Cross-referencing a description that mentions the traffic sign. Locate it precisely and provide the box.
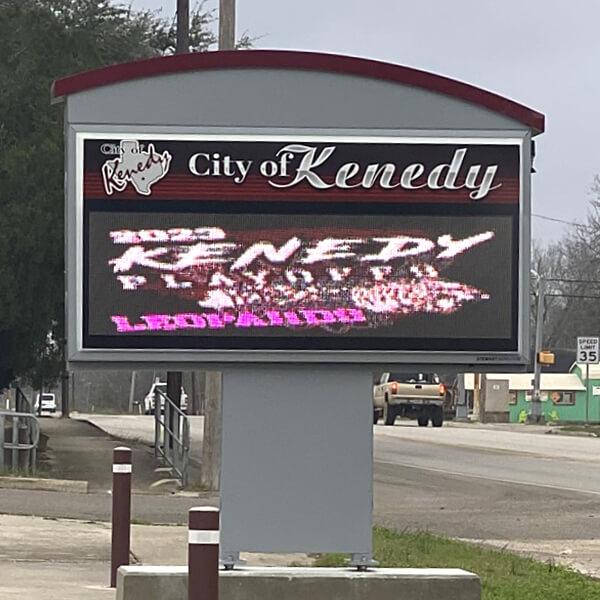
[577,337,599,364]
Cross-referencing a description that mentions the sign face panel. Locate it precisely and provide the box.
[577,337,599,364]
[73,134,524,362]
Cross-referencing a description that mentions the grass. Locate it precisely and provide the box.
[558,424,600,436]
[0,467,49,478]
[315,527,600,600]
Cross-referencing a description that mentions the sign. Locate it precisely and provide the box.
[526,391,548,402]
[593,386,600,396]
[73,134,524,362]
[577,337,599,364]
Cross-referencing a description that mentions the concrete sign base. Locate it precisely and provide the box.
[116,566,481,600]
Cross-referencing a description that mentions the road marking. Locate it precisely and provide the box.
[375,460,600,497]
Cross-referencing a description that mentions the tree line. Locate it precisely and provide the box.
[532,179,600,353]
[0,1,252,390]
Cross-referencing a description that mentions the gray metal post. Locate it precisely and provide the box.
[531,277,545,423]
[455,374,468,420]
[128,371,137,413]
[586,363,590,423]
[30,443,36,475]
[11,416,18,470]
[0,414,4,470]
[154,399,160,458]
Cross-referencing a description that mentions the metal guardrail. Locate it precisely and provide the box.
[153,388,190,487]
[0,410,40,474]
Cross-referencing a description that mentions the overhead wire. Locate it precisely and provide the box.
[531,213,584,227]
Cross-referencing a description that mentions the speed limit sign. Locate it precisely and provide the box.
[577,337,600,364]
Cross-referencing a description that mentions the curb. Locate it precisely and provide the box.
[546,429,599,438]
[0,476,89,493]
[73,416,156,448]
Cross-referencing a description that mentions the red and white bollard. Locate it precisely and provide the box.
[188,507,220,600]
[110,446,132,587]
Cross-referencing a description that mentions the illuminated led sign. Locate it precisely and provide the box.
[76,134,523,360]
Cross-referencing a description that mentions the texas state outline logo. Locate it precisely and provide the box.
[101,140,172,196]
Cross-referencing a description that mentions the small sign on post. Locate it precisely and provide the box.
[577,337,598,424]
[576,337,599,364]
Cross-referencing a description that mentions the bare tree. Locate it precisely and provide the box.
[533,183,600,349]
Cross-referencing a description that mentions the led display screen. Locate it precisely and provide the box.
[85,209,517,350]
[78,136,522,355]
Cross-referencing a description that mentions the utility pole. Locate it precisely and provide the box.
[61,372,70,418]
[219,0,236,49]
[200,0,236,491]
[166,0,190,436]
[479,373,487,423]
[472,373,481,421]
[176,0,190,54]
[530,276,545,423]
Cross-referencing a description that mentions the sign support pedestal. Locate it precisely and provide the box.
[220,366,374,566]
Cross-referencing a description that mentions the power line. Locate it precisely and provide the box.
[532,213,585,227]
[543,277,600,285]
[545,293,600,300]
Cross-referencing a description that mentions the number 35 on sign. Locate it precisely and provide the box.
[577,337,599,364]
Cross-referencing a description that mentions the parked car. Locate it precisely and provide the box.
[143,380,188,414]
[35,393,57,414]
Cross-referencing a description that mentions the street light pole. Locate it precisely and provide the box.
[530,275,545,423]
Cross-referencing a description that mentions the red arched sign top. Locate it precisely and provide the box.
[51,49,544,133]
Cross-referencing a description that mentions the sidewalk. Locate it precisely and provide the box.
[0,415,204,599]
[71,412,205,465]
[0,513,311,600]
[38,415,202,491]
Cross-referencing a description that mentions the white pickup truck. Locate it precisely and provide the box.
[373,372,446,427]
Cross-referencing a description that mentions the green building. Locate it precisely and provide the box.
[508,371,588,423]
[465,371,592,423]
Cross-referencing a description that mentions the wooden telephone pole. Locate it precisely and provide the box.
[200,0,236,491]
[219,0,236,49]
[165,0,191,436]
[176,0,189,54]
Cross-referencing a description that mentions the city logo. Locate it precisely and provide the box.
[101,140,172,196]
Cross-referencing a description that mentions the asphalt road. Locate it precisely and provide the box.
[3,416,597,540]
[3,414,600,581]
[374,424,600,496]
[370,422,600,541]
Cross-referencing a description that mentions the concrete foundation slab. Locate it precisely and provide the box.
[117,566,480,600]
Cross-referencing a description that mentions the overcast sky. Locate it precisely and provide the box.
[130,0,599,243]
